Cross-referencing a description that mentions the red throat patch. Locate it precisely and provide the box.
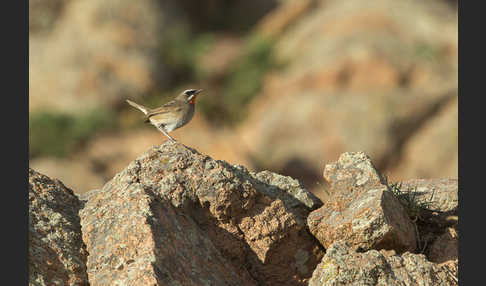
[190,96,197,104]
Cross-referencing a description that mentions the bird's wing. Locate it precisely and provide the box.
[146,101,185,124]
[147,109,182,124]
[147,104,183,117]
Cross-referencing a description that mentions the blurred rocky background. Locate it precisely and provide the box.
[29,0,458,201]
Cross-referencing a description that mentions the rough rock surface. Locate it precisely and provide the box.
[309,241,454,286]
[393,178,458,260]
[322,151,386,193]
[439,259,458,286]
[29,148,459,285]
[79,141,324,285]
[28,169,88,286]
[308,152,417,253]
[399,178,458,213]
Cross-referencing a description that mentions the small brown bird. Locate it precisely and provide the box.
[126,89,203,142]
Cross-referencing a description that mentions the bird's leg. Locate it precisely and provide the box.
[156,126,177,143]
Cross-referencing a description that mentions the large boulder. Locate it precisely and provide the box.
[79,141,324,285]
[28,147,459,285]
[29,169,88,286]
[307,152,417,253]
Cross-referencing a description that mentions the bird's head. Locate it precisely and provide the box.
[178,89,203,104]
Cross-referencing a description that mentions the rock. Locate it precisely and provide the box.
[398,178,458,213]
[251,170,323,210]
[388,178,457,268]
[29,168,88,286]
[308,152,417,253]
[28,145,459,285]
[82,186,255,285]
[322,151,386,193]
[439,259,459,286]
[427,227,458,264]
[309,241,454,286]
[79,141,324,285]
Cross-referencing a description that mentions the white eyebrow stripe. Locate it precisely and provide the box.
[184,89,196,94]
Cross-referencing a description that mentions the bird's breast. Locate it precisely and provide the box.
[167,104,195,132]
[181,104,195,125]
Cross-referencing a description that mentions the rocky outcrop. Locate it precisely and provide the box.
[79,141,324,285]
[28,169,88,286]
[307,152,417,253]
[28,145,458,285]
[306,152,458,285]
[308,241,455,286]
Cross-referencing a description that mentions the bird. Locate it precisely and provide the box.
[126,89,203,143]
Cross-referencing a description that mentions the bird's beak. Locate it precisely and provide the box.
[195,89,203,94]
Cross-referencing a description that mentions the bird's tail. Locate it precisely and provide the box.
[126,99,150,115]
